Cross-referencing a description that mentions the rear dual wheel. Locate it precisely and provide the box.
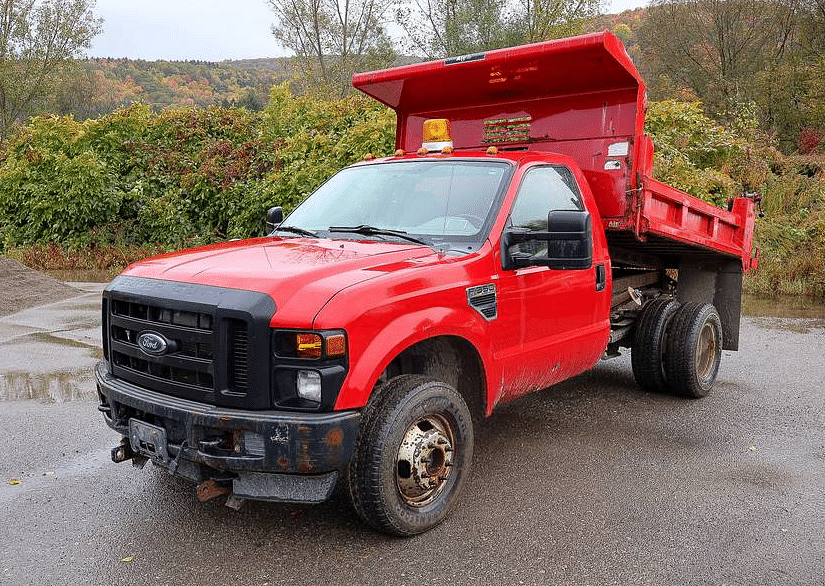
[632,299,722,398]
[665,302,723,398]
[632,298,680,393]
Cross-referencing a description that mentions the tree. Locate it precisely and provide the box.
[395,0,600,59]
[395,0,512,58]
[638,0,801,120]
[0,0,102,141]
[510,0,601,44]
[268,0,396,97]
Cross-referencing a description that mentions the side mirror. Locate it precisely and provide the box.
[266,206,284,233]
[501,210,592,271]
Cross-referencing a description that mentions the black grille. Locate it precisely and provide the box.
[102,276,275,410]
[109,297,217,394]
[227,319,249,393]
[112,351,214,388]
[111,299,213,330]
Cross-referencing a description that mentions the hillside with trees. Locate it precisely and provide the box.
[49,57,291,120]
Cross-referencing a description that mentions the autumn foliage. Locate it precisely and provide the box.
[0,85,394,250]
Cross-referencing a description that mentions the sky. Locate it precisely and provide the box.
[89,0,648,62]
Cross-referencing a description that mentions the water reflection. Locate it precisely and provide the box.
[11,331,102,352]
[742,294,825,319]
[0,371,96,402]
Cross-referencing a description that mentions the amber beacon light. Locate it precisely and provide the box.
[422,119,454,152]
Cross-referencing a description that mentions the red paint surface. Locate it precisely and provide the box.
[354,30,757,272]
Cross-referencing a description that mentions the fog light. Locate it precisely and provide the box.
[297,370,322,403]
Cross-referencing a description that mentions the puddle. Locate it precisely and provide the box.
[0,371,97,403]
[0,447,112,505]
[11,331,100,351]
[742,294,825,319]
[742,294,825,333]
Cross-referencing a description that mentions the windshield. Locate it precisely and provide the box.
[282,160,511,252]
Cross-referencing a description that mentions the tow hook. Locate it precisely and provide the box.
[111,437,134,463]
[111,437,147,469]
[196,479,232,502]
[195,479,246,510]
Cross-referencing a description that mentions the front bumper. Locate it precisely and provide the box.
[95,361,360,503]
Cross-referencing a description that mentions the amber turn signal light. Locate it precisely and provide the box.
[296,333,323,359]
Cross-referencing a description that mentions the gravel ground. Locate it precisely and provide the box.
[0,256,80,317]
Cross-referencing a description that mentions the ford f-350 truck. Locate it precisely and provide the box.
[96,31,758,535]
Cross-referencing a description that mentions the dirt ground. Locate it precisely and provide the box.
[0,256,80,317]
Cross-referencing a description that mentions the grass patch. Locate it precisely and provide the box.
[6,242,166,280]
[744,159,825,299]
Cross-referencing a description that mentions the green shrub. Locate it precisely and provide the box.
[0,88,395,250]
[1,92,823,298]
[645,100,745,206]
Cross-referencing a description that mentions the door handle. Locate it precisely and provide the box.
[595,264,606,292]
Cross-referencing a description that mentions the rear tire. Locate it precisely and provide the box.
[347,375,473,536]
[631,298,680,393]
[665,302,722,398]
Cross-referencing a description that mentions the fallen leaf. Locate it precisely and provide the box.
[121,556,134,563]
[8,479,21,485]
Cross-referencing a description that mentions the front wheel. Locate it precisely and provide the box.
[347,375,474,536]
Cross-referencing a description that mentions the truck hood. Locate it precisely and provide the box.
[122,237,441,326]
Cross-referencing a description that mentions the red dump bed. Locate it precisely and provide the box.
[353,31,757,271]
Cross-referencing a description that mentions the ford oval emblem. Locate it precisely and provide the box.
[137,331,169,356]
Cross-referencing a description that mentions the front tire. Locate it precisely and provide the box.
[348,375,474,536]
[665,302,723,398]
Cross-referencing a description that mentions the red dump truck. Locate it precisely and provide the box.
[96,31,758,535]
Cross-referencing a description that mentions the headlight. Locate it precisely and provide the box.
[296,370,322,403]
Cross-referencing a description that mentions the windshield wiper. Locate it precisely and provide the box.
[274,225,318,238]
[328,225,430,246]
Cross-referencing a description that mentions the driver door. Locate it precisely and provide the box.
[492,164,606,401]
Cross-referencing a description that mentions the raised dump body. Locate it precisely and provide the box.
[353,31,758,273]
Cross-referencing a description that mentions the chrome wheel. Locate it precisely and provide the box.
[396,414,455,507]
[348,375,473,535]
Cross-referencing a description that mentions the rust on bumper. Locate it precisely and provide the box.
[95,362,360,481]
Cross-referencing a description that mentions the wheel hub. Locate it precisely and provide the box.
[696,321,717,380]
[396,415,454,506]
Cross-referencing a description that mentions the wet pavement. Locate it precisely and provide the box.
[1,287,824,585]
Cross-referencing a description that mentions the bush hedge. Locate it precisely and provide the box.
[0,84,394,250]
[0,89,822,297]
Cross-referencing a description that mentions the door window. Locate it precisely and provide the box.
[507,166,583,258]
